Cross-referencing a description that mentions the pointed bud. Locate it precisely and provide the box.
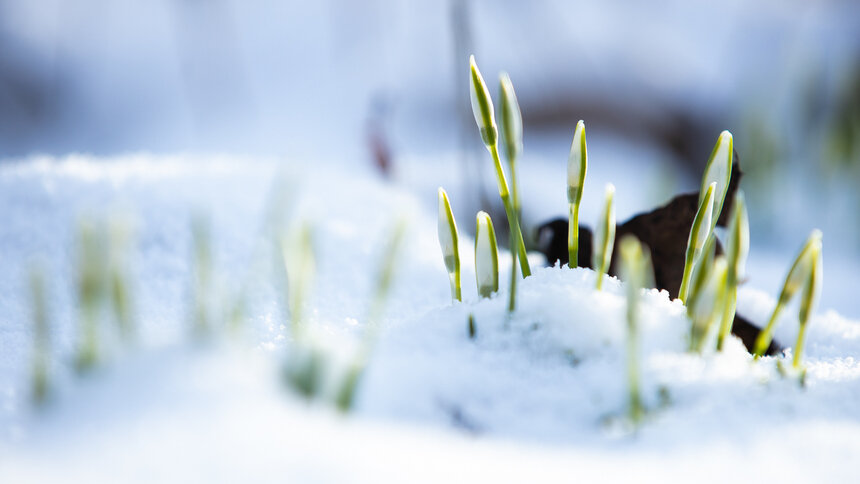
[437,187,461,301]
[594,183,616,290]
[475,211,499,298]
[781,230,823,303]
[499,72,522,163]
[700,130,733,227]
[567,120,588,204]
[469,55,498,147]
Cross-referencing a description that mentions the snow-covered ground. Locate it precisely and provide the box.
[1,154,859,482]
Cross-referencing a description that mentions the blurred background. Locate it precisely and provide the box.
[1,0,859,311]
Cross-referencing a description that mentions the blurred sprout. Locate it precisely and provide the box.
[567,120,588,268]
[191,215,214,339]
[468,56,530,278]
[794,244,823,370]
[475,211,500,298]
[30,265,50,405]
[717,192,749,351]
[281,222,316,337]
[699,130,733,230]
[499,73,524,313]
[75,220,105,373]
[108,219,134,342]
[284,220,406,413]
[367,219,407,326]
[619,235,653,424]
[678,182,716,302]
[437,187,462,302]
[593,184,616,290]
[754,230,823,358]
[499,72,523,213]
[688,253,728,353]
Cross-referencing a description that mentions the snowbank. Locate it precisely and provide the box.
[1,155,860,482]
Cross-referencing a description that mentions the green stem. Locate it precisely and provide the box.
[489,145,531,277]
[678,246,698,303]
[753,297,787,358]
[716,282,737,351]
[510,161,521,218]
[627,311,642,423]
[793,321,808,369]
[568,202,579,267]
[508,231,517,312]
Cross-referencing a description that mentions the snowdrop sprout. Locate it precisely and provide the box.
[191,215,213,339]
[499,72,523,214]
[29,265,49,405]
[619,236,653,424]
[437,188,462,302]
[499,73,524,312]
[469,55,498,147]
[567,120,588,267]
[699,130,733,229]
[753,230,823,357]
[281,222,316,336]
[75,220,104,372]
[367,219,407,326]
[475,211,500,298]
[793,244,822,370]
[717,192,749,351]
[339,220,408,410]
[469,56,530,277]
[678,182,716,302]
[688,254,728,353]
[108,219,134,342]
[593,183,616,290]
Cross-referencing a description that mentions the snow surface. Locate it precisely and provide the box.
[1,154,860,482]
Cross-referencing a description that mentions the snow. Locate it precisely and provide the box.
[2,154,860,482]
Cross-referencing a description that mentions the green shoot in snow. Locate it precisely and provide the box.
[475,211,500,298]
[281,222,316,337]
[469,55,530,277]
[437,187,462,302]
[499,72,523,312]
[568,120,588,267]
[75,220,104,372]
[30,265,50,405]
[753,230,823,358]
[619,235,654,424]
[593,184,616,290]
[678,182,716,302]
[793,243,822,370]
[699,130,733,233]
[717,192,749,351]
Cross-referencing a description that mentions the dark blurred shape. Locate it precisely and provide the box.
[0,13,58,155]
[535,160,782,355]
[523,93,717,178]
[366,93,393,178]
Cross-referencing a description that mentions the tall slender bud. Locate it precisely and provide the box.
[469,55,497,147]
[499,72,523,166]
[567,120,588,267]
[754,230,823,357]
[678,182,716,301]
[593,183,616,290]
[437,188,462,302]
[700,130,733,229]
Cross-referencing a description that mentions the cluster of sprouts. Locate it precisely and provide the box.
[436,56,828,418]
